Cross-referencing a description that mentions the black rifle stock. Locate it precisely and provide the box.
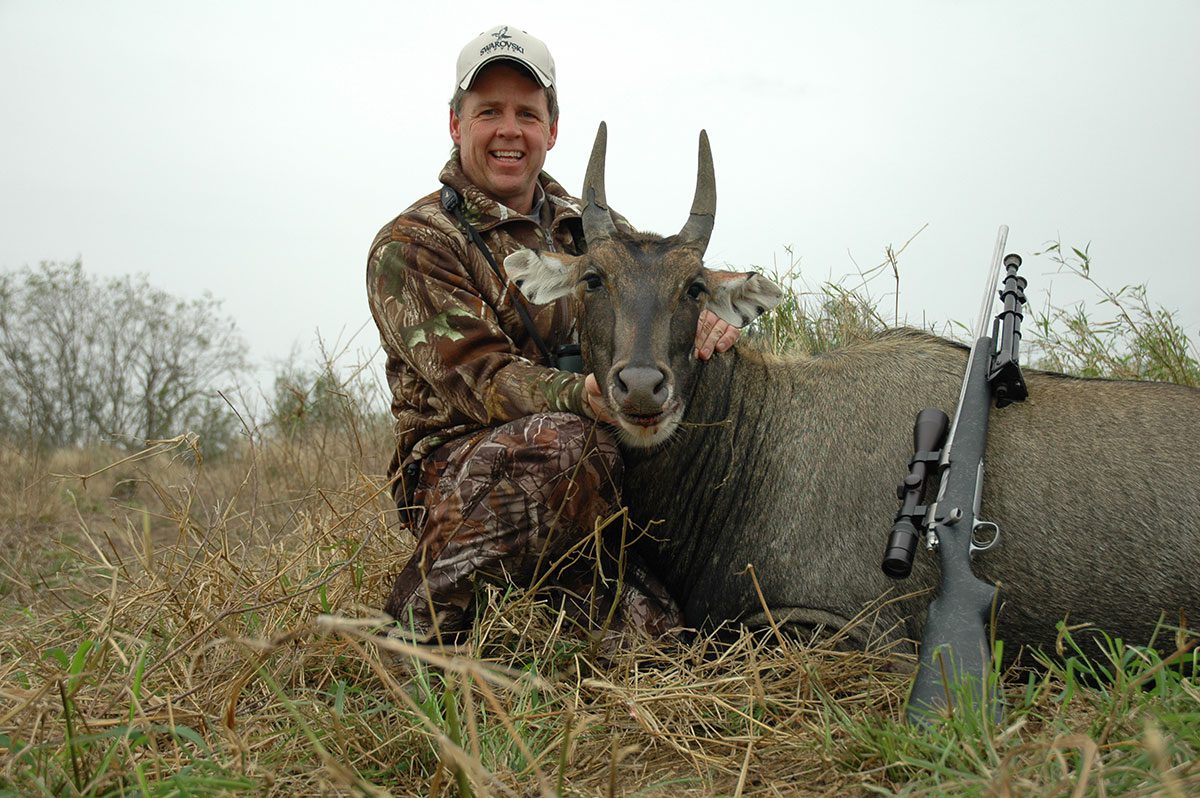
[883,226,1028,726]
[908,331,1001,723]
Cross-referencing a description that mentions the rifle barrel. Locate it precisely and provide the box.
[906,224,1011,726]
[974,225,1009,340]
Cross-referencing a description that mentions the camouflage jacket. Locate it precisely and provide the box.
[368,155,591,495]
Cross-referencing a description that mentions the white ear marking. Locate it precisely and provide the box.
[503,249,575,304]
[706,271,785,328]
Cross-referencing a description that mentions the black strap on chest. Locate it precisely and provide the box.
[440,186,560,369]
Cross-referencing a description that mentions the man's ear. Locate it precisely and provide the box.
[705,270,785,327]
[503,249,580,304]
[450,107,462,146]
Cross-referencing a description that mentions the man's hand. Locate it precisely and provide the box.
[584,373,616,424]
[695,308,740,361]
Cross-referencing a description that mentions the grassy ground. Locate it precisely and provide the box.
[2,251,1197,796]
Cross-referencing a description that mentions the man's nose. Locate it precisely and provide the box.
[496,110,520,136]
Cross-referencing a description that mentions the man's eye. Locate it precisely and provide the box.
[687,282,707,300]
[581,274,603,292]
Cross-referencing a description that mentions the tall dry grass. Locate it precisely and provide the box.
[2,247,1198,796]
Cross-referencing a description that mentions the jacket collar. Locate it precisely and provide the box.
[439,153,581,233]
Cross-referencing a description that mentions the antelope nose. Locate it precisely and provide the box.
[614,366,669,408]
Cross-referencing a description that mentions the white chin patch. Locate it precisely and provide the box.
[614,414,681,449]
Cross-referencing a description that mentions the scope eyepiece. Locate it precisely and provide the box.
[883,519,919,579]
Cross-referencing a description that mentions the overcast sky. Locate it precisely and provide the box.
[2,1,1197,397]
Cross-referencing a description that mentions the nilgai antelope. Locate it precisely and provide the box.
[506,123,1200,661]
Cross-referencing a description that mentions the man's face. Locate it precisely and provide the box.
[450,63,557,214]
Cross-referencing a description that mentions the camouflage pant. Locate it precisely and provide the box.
[384,412,683,642]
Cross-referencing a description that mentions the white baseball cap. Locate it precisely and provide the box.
[455,24,556,91]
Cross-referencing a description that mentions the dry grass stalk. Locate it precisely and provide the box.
[3,431,1196,796]
[3,252,1199,795]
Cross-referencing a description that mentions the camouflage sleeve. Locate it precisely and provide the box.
[368,230,589,426]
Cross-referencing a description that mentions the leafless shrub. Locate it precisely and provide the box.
[0,259,248,454]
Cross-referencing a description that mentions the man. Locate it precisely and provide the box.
[366,24,737,643]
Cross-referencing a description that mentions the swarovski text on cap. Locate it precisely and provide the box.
[456,24,556,91]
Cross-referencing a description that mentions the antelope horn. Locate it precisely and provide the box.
[581,121,618,245]
[678,130,716,253]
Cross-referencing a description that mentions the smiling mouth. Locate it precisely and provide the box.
[490,150,525,162]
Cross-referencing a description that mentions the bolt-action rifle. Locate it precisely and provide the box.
[881,225,1029,725]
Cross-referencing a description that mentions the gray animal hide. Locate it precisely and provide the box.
[620,329,1200,661]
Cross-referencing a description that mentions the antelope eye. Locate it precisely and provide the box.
[686,281,708,300]
[581,273,604,292]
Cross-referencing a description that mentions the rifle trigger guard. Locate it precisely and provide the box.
[970,520,1000,554]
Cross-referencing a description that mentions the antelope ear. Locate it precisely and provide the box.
[706,270,785,327]
[503,249,580,304]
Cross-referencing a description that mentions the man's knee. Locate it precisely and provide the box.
[457,413,620,526]
[493,412,621,481]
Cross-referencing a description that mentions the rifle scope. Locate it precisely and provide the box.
[882,407,949,579]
